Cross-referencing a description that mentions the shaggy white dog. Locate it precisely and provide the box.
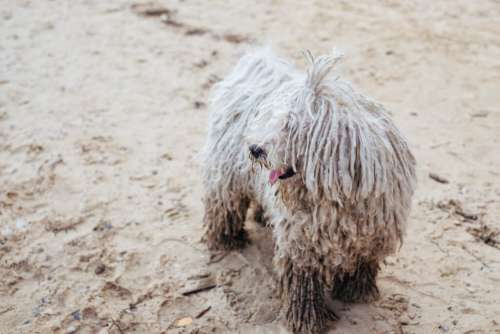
[201,48,416,333]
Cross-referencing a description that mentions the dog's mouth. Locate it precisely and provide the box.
[269,167,296,185]
[248,145,296,185]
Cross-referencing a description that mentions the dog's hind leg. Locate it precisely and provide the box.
[202,195,250,251]
[279,260,337,334]
[252,202,268,226]
[332,259,380,303]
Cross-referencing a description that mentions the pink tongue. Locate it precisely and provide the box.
[269,169,283,185]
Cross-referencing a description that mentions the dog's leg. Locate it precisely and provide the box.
[332,259,380,303]
[279,261,337,334]
[252,202,268,226]
[202,196,250,251]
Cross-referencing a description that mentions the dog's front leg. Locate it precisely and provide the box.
[202,195,249,250]
[278,259,337,334]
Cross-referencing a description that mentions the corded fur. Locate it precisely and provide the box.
[201,47,416,332]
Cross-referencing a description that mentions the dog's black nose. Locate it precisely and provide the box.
[249,144,265,159]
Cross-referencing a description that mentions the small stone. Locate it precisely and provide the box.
[71,309,81,321]
[438,324,449,332]
[95,264,106,275]
[194,101,206,109]
[176,317,193,327]
[161,153,173,161]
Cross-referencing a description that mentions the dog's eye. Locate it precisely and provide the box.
[249,145,266,159]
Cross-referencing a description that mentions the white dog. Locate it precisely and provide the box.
[201,48,416,333]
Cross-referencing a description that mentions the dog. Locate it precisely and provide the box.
[201,48,416,333]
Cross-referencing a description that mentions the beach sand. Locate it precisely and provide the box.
[1,1,500,333]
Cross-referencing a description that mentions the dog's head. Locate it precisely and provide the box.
[247,51,344,194]
[243,49,416,210]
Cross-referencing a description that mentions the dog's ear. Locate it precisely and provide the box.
[302,49,344,96]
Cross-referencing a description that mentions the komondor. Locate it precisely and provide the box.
[201,48,416,333]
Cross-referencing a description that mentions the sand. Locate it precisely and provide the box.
[1,0,500,333]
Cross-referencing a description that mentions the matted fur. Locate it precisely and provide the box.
[201,47,416,333]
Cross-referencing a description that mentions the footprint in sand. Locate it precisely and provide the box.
[77,136,128,166]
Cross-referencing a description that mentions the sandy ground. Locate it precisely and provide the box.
[1,0,500,333]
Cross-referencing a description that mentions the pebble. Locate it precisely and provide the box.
[438,324,449,332]
[95,264,106,275]
[71,309,81,321]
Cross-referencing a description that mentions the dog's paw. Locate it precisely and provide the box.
[333,283,380,303]
[282,268,338,334]
[332,261,380,303]
[286,305,337,334]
